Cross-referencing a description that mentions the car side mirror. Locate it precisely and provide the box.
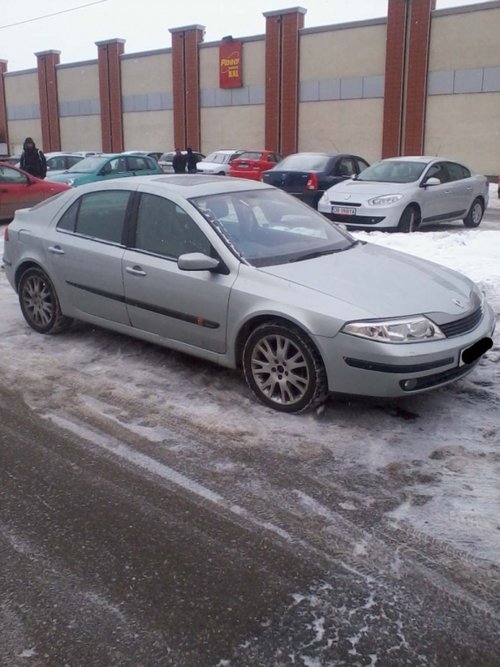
[422,176,441,187]
[177,252,220,272]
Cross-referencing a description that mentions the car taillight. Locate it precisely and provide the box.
[305,173,318,190]
[3,226,8,242]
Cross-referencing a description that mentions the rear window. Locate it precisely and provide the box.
[277,154,331,171]
[237,152,262,161]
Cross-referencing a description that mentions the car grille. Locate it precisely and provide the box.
[439,306,483,337]
[323,212,386,225]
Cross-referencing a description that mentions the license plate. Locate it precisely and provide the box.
[459,337,493,366]
[332,205,356,216]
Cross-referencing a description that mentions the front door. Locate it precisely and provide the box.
[123,193,236,354]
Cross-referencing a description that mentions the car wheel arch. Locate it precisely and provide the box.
[15,260,47,291]
[234,314,323,369]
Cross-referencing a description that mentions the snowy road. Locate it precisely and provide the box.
[0,212,499,665]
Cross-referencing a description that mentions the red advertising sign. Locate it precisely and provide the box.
[219,40,242,89]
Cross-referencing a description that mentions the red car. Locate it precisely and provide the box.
[228,150,282,181]
[0,162,71,222]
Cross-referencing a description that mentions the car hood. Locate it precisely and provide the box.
[325,179,416,200]
[259,242,476,318]
[197,161,225,171]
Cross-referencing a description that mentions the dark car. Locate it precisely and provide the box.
[261,152,370,208]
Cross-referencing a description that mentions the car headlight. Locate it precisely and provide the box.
[66,178,75,187]
[368,194,403,206]
[342,316,445,343]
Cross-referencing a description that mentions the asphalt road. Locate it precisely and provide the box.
[1,380,499,666]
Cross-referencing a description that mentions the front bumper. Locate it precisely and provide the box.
[313,302,496,397]
[318,200,403,229]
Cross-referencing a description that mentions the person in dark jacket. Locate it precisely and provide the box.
[172,149,186,174]
[20,137,47,179]
[186,147,200,173]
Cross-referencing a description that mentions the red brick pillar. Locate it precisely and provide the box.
[35,50,61,152]
[381,2,407,158]
[169,25,204,151]
[96,38,125,153]
[382,0,436,158]
[264,7,306,156]
[0,60,8,151]
[402,0,435,155]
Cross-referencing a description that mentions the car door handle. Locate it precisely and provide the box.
[125,265,147,276]
[444,190,452,194]
[48,245,65,255]
[0,188,8,193]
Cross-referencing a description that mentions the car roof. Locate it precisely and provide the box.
[380,156,437,163]
[72,173,274,197]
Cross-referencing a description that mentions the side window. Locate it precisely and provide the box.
[134,194,211,259]
[357,159,370,173]
[127,156,148,172]
[62,191,130,242]
[57,200,79,232]
[335,158,356,177]
[47,156,65,171]
[0,166,28,184]
[446,162,470,181]
[426,162,449,183]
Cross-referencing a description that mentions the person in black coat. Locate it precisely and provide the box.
[172,149,186,174]
[186,147,200,173]
[19,137,47,179]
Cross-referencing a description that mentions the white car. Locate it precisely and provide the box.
[318,156,489,232]
[196,149,245,175]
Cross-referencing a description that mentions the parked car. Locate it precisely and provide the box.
[2,175,494,413]
[1,154,22,166]
[317,156,489,232]
[262,152,370,208]
[196,149,246,175]
[0,162,71,222]
[71,151,103,158]
[48,153,162,187]
[158,150,205,173]
[122,150,163,162]
[228,150,282,180]
[45,152,85,178]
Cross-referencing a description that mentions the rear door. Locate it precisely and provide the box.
[122,192,236,353]
[45,189,131,323]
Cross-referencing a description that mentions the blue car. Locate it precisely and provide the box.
[49,153,162,187]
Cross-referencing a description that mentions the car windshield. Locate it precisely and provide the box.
[203,152,231,164]
[357,160,428,183]
[191,188,356,267]
[277,154,331,171]
[67,156,107,173]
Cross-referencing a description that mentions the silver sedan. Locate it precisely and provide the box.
[2,175,495,412]
[318,156,489,232]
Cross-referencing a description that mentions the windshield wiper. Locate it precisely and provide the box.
[288,248,343,263]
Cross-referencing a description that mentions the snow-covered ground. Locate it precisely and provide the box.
[0,187,499,570]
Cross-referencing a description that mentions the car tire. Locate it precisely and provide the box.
[242,322,328,413]
[397,205,421,233]
[19,267,72,334]
[463,197,484,228]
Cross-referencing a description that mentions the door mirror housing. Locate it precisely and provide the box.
[422,176,441,187]
[177,252,220,272]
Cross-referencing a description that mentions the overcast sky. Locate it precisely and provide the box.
[0,0,490,72]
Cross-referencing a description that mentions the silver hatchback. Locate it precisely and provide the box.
[318,156,489,232]
[2,175,495,412]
